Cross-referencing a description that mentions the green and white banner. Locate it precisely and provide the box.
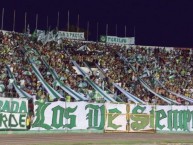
[105,103,127,131]
[58,31,84,40]
[30,102,193,133]
[156,105,193,132]
[36,29,85,43]
[129,104,155,132]
[100,35,135,45]
[31,101,105,130]
[31,101,126,131]
[0,98,28,130]
[130,105,193,133]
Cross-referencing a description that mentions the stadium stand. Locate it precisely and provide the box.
[0,30,193,107]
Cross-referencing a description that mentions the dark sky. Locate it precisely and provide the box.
[1,0,193,47]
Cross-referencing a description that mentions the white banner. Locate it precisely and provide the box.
[105,103,127,131]
[36,30,85,44]
[0,98,28,130]
[31,101,105,131]
[156,105,193,132]
[58,31,84,40]
[103,36,135,45]
[65,102,87,130]
[31,101,66,131]
[129,105,193,133]
[31,102,193,133]
[129,104,155,132]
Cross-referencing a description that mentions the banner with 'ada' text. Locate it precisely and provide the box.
[0,98,28,130]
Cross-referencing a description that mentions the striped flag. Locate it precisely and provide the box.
[72,60,117,103]
[6,65,33,99]
[31,63,63,100]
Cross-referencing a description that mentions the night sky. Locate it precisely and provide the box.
[1,0,193,47]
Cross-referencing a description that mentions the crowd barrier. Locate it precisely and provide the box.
[0,98,193,133]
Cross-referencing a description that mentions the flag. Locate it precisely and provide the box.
[31,62,63,100]
[28,48,87,101]
[6,65,33,99]
[0,84,5,93]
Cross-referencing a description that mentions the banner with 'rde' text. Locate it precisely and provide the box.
[0,98,28,130]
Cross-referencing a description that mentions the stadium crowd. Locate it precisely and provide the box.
[0,30,193,106]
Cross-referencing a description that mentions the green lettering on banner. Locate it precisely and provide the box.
[19,101,27,113]
[186,110,192,130]
[150,108,155,129]
[179,110,191,131]
[2,100,10,112]
[80,34,83,39]
[85,104,105,130]
[0,100,3,111]
[19,114,26,128]
[11,101,19,113]
[113,37,116,42]
[192,111,193,128]
[0,98,28,130]
[0,113,8,128]
[167,109,192,131]
[108,37,111,43]
[9,114,18,127]
[107,108,122,130]
[105,36,134,45]
[63,106,77,129]
[32,101,52,130]
[51,106,64,129]
[51,105,77,129]
[156,109,167,130]
[130,105,149,131]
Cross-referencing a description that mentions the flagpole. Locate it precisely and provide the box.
[106,24,108,36]
[13,10,15,32]
[115,24,117,36]
[77,14,79,32]
[96,22,99,42]
[24,12,27,33]
[67,10,70,31]
[57,11,59,30]
[47,16,49,31]
[35,13,38,30]
[124,25,127,37]
[134,26,136,45]
[1,8,4,30]
[87,21,89,41]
